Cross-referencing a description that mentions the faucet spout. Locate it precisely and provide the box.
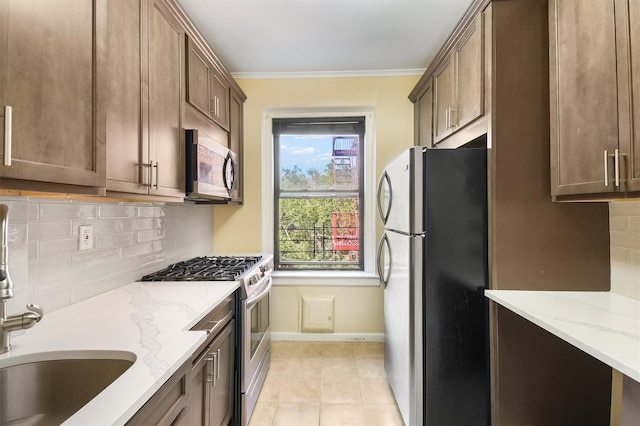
[0,204,13,300]
[0,204,44,354]
[0,301,44,354]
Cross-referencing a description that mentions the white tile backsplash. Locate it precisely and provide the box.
[0,195,214,315]
[610,201,640,300]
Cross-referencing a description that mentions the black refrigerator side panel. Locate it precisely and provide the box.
[423,146,489,426]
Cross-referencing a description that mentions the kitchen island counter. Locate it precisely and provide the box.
[485,290,640,382]
[0,280,240,425]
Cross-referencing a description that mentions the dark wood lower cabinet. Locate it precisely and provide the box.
[186,321,235,426]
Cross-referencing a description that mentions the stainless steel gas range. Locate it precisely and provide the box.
[141,254,273,426]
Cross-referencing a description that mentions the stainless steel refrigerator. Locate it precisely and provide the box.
[376,145,489,426]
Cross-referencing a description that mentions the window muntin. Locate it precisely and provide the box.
[273,117,365,271]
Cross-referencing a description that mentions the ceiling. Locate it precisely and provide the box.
[176,0,475,78]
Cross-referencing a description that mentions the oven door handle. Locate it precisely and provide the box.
[246,277,272,309]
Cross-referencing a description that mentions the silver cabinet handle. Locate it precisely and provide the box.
[3,106,12,166]
[142,162,153,188]
[212,351,218,386]
[153,162,159,189]
[445,107,450,130]
[614,148,620,187]
[449,107,457,128]
[216,348,221,381]
[212,96,219,117]
[604,150,609,187]
[206,353,214,383]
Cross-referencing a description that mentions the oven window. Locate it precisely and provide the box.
[250,294,270,358]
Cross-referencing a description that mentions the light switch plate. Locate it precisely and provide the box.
[79,225,93,251]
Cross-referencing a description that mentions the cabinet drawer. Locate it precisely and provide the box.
[191,295,235,334]
[190,294,236,358]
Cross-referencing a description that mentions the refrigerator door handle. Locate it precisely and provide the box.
[377,171,392,224]
[376,233,391,287]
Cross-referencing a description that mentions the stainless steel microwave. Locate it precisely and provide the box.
[185,129,238,202]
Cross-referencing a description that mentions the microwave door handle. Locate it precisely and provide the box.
[223,153,236,195]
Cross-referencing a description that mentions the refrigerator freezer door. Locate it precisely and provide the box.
[423,147,489,425]
[380,230,423,426]
[377,147,424,235]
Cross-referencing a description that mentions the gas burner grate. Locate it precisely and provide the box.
[141,255,263,282]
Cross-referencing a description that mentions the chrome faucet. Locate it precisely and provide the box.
[0,204,43,354]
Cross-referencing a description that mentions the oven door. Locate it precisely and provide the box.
[244,277,271,383]
[242,276,271,424]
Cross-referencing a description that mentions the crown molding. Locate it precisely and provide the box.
[231,68,426,80]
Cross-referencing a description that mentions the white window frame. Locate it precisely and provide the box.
[261,107,379,286]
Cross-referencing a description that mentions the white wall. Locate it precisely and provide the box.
[0,195,213,316]
[609,201,640,300]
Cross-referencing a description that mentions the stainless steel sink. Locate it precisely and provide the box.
[0,355,135,425]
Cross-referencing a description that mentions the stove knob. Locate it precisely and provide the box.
[249,275,259,286]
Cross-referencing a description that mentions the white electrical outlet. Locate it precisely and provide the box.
[79,225,93,250]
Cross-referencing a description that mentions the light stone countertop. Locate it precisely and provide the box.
[485,290,640,382]
[0,280,240,425]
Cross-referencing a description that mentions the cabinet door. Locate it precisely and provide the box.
[0,0,106,188]
[415,80,434,148]
[148,0,184,197]
[211,70,230,131]
[106,0,148,194]
[185,346,208,426]
[550,0,620,196]
[433,54,455,144]
[618,0,640,192]
[454,14,483,131]
[210,320,235,426]
[229,91,244,203]
[186,37,214,120]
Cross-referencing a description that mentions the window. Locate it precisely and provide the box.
[272,117,365,270]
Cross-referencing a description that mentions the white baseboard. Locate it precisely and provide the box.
[271,332,384,342]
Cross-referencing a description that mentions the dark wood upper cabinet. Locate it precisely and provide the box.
[106,0,146,195]
[415,79,434,147]
[106,0,184,200]
[432,14,483,145]
[0,0,107,194]
[186,38,214,119]
[186,36,230,131]
[550,0,640,198]
[433,54,456,143]
[618,0,640,193]
[147,0,184,198]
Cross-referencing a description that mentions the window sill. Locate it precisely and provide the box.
[272,270,381,287]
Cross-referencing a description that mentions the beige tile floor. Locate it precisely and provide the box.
[248,341,405,426]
